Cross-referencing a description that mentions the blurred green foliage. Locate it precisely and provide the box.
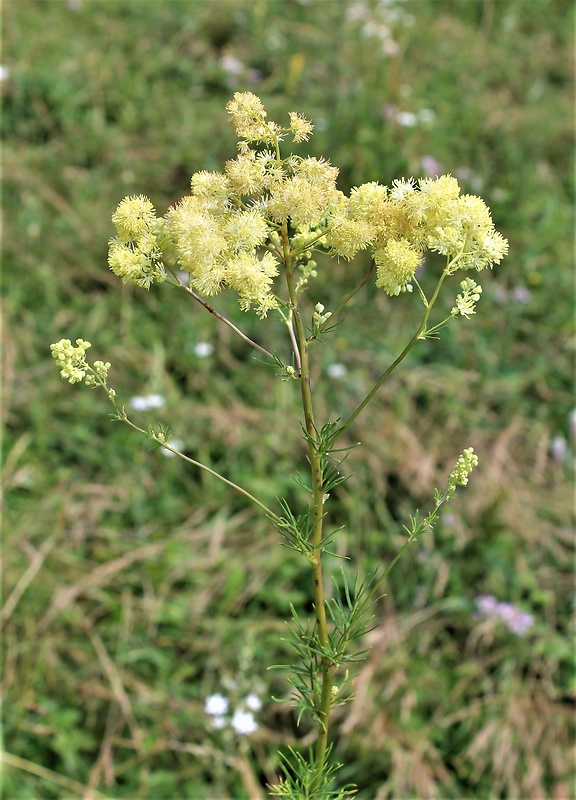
[2,1,574,798]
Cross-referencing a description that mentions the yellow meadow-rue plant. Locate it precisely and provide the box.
[51,92,506,799]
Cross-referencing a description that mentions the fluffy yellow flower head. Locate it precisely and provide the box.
[223,209,269,252]
[167,196,227,276]
[267,157,340,227]
[109,195,166,288]
[426,193,509,270]
[190,171,232,211]
[225,251,279,316]
[225,150,268,195]
[374,238,423,296]
[288,111,314,143]
[226,91,279,144]
[111,195,157,243]
[327,182,390,260]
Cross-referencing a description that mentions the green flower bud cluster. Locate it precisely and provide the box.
[50,338,114,397]
[447,447,479,498]
[107,93,508,313]
[451,277,483,318]
[313,303,332,327]
[50,338,93,384]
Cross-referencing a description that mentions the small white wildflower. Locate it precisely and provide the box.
[0,65,10,82]
[205,693,229,716]
[129,394,165,411]
[231,710,258,735]
[346,3,367,23]
[327,363,347,379]
[498,603,534,636]
[219,54,244,77]
[550,435,568,464]
[476,595,499,615]
[396,111,418,127]
[244,693,262,711]
[194,341,214,358]
[491,187,508,202]
[492,286,509,305]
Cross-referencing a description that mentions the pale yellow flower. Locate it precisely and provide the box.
[374,238,423,295]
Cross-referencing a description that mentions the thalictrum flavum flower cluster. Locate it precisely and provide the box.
[107,91,507,314]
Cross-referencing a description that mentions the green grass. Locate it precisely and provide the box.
[2,1,574,798]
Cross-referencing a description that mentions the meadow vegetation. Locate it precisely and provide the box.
[2,1,574,798]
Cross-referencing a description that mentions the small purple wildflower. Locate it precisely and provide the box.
[420,154,444,177]
[475,595,534,636]
[510,286,532,304]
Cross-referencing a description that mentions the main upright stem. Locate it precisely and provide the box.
[281,223,334,779]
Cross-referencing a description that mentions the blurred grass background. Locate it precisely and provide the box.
[1,0,574,798]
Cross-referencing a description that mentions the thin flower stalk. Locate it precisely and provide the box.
[167,264,277,362]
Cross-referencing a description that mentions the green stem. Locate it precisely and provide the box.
[356,496,446,622]
[101,389,281,526]
[281,222,333,779]
[330,268,450,447]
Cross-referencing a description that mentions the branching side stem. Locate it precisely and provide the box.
[107,399,281,525]
[166,265,276,362]
[330,266,450,447]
